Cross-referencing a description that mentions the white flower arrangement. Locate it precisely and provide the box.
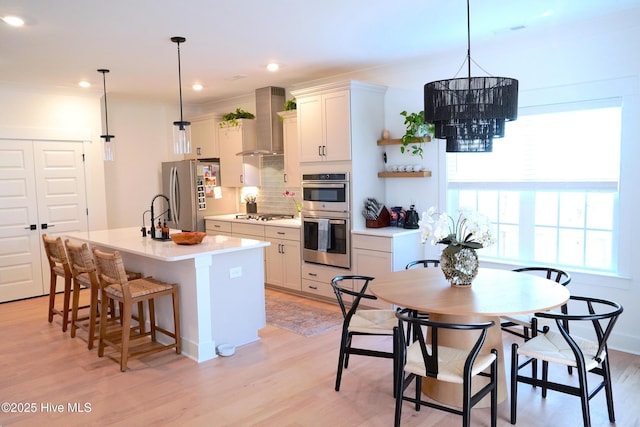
[419,206,495,250]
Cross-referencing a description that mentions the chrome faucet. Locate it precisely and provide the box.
[149,194,172,239]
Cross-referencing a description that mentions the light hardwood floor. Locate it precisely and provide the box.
[1,289,639,427]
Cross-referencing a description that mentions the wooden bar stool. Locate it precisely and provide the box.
[64,239,143,350]
[42,234,73,332]
[92,247,181,371]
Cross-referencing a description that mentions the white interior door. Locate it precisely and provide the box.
[0,140,88,302]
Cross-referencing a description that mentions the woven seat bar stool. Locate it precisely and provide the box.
[64,239,143,350]
[42,234,74,332]
[93,247,181,371]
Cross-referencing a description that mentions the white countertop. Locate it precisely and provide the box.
[352,226,421,237]
[205,214,301,228]
[65,227,270,262]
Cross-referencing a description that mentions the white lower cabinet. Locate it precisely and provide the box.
[352,231,422,309]
[205,219,232,237]
[231,222,265,240]
[301,262,352,304]
[265,226,301,291]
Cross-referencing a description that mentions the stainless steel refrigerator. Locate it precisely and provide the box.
[162,159,220,232]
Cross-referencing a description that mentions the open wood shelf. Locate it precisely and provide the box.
[377,136,431,146]
[378,171,432,178]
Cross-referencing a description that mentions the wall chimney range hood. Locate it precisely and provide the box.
[236,86,285,156]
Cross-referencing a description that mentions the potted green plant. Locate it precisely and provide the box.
[283,97,296,111]
[219,108,255,127]
[400,110,434,159]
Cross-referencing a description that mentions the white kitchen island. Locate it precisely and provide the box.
[65,227,270,363]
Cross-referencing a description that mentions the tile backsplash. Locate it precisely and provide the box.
[252,156,301,215]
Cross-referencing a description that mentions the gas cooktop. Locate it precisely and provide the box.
[234,214,295,221]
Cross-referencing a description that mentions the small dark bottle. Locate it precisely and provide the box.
[162,220,169,239]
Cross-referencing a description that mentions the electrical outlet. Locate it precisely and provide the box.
[229,266,242,279]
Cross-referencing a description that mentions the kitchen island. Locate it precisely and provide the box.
[65,227,270,363]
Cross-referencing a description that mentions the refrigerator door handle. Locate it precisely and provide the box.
[171,166,180,223]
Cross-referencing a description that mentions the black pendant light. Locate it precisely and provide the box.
[171,36,191,154]
[98,69,115,161]
[424,0,518,152]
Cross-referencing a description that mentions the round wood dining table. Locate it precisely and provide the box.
[370,267,570,408]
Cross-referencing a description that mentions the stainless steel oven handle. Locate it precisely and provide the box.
[303,218,346,225]
[301,183,345,189]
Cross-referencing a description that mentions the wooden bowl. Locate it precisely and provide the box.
[170,231,207,245]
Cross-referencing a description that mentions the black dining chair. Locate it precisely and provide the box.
[510,295,623,427]
[405,259,440,269]
[501,267,572,380]
[403,259,440,337]
[330,275,397,393]
[394,308,498,427]
[501,267,572,341]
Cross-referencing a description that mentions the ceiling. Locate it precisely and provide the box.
[2,0,640,105]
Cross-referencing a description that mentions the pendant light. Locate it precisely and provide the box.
[171,36,191,154]
[423,0,518,152]
[98,69,115,161]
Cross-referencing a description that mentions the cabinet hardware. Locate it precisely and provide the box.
[25,224,37,230]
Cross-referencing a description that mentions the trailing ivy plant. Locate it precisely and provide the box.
[400,110,434,158]
[219,108,256,127]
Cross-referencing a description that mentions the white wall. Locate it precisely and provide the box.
[103,95,182,229]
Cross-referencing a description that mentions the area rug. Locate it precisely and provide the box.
[265,293,343,337]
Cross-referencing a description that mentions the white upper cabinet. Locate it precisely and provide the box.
[295,89,351,162]
[277,110,301,187]
[218,120,260,187]
[188,115,220,159]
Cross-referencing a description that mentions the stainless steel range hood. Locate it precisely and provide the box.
[236,86,285,156]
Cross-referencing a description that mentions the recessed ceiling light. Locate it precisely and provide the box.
[266,63,279,72]
[79,81,91,88]
[192,83,203,91]
[2,15,25,27]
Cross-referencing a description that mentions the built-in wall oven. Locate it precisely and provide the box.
[301,173,351,269]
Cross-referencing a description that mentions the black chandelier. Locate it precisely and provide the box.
[171,36,191,154]
[424,0,518,152]
[98,69,115,161]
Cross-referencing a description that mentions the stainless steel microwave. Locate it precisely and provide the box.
[301,172,349,213]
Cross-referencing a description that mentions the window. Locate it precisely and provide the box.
[446,100,622,274]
